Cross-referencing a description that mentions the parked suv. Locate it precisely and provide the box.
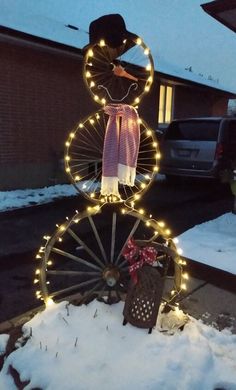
[159,117,236,182]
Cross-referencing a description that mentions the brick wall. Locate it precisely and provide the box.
[173,85,228,119]
[0,38,98,189]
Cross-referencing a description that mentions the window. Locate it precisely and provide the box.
[158,84,173,124]
[165,120,220,141]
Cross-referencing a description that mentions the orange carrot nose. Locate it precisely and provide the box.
[113,65,138,82]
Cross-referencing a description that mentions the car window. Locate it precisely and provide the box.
[228,121,236,142]
[165,120,220,141]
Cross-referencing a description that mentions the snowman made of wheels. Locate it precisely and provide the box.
[35,14,189,333]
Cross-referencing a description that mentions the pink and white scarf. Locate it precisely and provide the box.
[101,104,140,197]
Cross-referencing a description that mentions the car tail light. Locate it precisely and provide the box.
[214,143,223,160]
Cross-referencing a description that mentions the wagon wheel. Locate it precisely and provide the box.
[65,110,160,204]
[35,205,186,306]
[83,35,154,106]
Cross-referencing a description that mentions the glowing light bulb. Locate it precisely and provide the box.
[65,156,70,161]
[173,237,179,244]
[146,130,152,136]
[177,248,183,255]
[181,283,187,290]
[94,95,99,101]
[90,81,95,88]
[146,64,151,71]
[70,132,75,138]
[134,194,140,200]
[89,119,95,124]
[65,141,70,147]
[183,272,189,280]
[45,298,54,307]
[99,39,106,46]
[136,37,142,45]
[86,71,91,78]
[139,208,144,215]
[59,225,65,231]
[153,142,157,147]
[141,183,146,189]
[101,98,106,105]
[79,123,84,128]
[66,167,70,173]
[87,49,93,57]
[35,269,40,275]
[145,86,150,92]
[75,175,80,181]
[135,97,140,103]
[144,48,149,55]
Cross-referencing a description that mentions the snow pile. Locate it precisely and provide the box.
[178,213,236,275]
[0,184,77,212]
[0,335,9,356]
[1,300,236,390]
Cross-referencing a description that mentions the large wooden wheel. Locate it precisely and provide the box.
[35,205,186,307]
[83,35,154,106]
[65,110,160,204]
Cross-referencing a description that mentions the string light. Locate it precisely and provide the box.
[99,39,106,47]
[87,49,93,57]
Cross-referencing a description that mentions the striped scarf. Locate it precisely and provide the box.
[101,104,140,197]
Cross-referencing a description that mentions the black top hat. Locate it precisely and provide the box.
[87,14,137,48]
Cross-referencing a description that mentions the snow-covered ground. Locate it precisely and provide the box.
[0,300,236,390]
[0,184,77,212]
[178,213,236,276]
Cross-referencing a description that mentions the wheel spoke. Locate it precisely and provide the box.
[51,247,102,271]
[51,277,102,298]
[88,215,108,263]
[110,212,117,263]
[47,270,101,276]
[115,218,141,265]
[67,227,105,268]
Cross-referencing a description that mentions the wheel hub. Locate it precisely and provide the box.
[103,266,120,287]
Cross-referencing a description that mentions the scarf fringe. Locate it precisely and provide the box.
[118,163,136,186]
[101,176,120,197]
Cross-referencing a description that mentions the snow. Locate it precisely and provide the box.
[178,213,236,275]
[0,184,77,212]
[0,0,236,93]
[0,335,9,356]
[0,300,236,390]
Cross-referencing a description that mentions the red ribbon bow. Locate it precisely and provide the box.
[122,238,157,283]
